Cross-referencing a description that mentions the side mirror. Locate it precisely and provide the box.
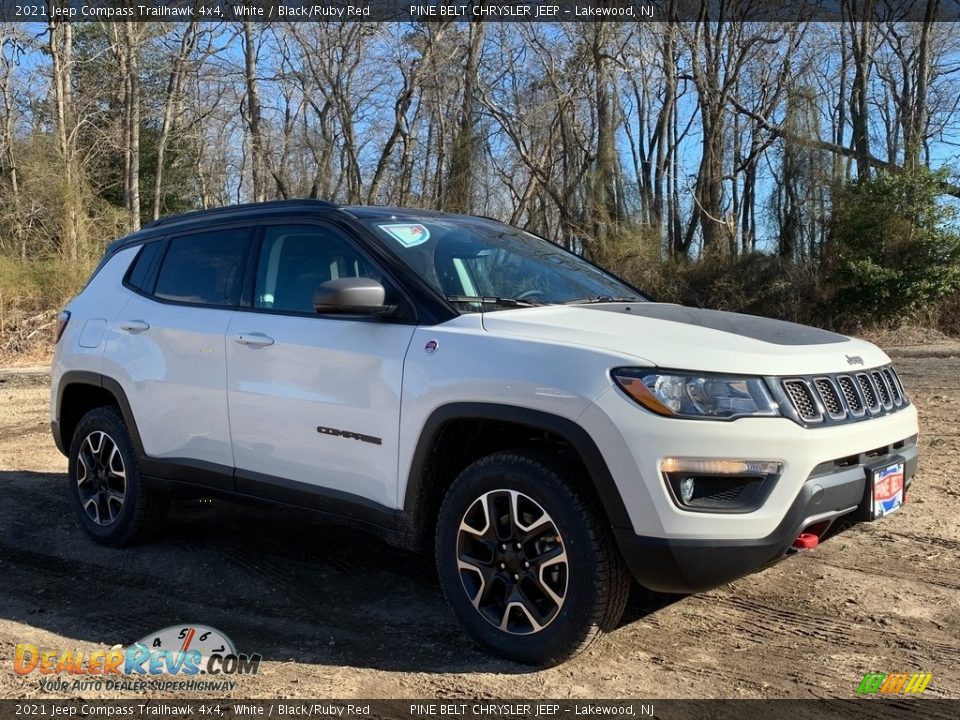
[313,277,395,316]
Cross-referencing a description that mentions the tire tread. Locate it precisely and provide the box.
[436,449,630,665]
[69,406,167,547]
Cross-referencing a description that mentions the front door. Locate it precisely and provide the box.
[225,222,415,511]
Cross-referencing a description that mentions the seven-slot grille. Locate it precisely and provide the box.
[778,364,908,425]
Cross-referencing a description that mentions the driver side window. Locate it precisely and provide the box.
[254,225,384,314]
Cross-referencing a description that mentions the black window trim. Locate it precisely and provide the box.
[121,238,167,297]
[236,215,420,325]
[140,221,256,311]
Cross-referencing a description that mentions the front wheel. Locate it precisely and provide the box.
[435,450,629,665]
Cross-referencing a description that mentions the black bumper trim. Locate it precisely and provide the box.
[51,421,66,455]
[617,443,918,594]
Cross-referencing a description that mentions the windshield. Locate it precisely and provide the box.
[358,215,645,311]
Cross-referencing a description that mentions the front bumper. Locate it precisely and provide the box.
[617,437,918,593]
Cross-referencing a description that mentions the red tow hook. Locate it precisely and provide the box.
[793,533,820,550]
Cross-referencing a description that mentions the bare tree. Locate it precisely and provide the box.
[153,21,199,220]
[0,25,24,257]
[113,19,143,231]
[443,18,484,213]
[48,8,81,259]
[683,8,787,255]
[845,0,880,179]
[242,20,266,202]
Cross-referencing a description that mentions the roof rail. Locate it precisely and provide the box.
[143,199,340,229]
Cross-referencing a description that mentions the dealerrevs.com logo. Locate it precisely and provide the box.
[13,625,261,692]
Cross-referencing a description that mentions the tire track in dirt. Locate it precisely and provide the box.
[816,557,960,594]
[882,530,960,551]
[690,590,960,664]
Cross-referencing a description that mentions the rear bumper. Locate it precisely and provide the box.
[617,439,918,594]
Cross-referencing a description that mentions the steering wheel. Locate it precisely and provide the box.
[516,289,545,301]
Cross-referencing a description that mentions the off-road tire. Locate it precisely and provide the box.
[435,450,630,666]
[67,406,167,546]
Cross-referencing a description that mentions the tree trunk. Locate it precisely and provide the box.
[590,23,621,247]
[442,19,484,213]
[904,0,938,170]
[122,20,141,231]
[153,21,197,220]
[847,4,876,181]
[653,20,677,248]
[48,15,79,260]
[1,41,22,258]
[242,21,266,202]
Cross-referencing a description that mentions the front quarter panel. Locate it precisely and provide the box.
[397,316,648,504]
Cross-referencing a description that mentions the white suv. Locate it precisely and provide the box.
[50,200,919,665]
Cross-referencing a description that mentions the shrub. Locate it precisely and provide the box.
[824,168,960,330]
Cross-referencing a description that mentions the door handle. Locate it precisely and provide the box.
[233,333,275,348]
[118,319,150,332]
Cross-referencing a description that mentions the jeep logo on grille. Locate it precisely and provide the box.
[846,354,865,366]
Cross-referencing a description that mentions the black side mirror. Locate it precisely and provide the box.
[313,277,396,316]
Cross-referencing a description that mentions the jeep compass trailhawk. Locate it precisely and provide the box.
[50,200,919,665]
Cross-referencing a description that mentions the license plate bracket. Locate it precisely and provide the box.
[865,457,905,520]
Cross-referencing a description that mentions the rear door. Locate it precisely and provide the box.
[103,226,252,484]
[225,221,416,511]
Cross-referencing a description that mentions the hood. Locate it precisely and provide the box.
[480,303,890,376]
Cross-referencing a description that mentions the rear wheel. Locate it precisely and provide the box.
[68,406,167,546]
[435,450,629,665]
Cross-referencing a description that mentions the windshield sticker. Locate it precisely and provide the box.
[379,223,430,248]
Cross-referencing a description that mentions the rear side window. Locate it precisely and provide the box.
[154,229,250,307]
[125,241,164,292]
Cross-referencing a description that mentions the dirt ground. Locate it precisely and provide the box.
[0,354,957,700]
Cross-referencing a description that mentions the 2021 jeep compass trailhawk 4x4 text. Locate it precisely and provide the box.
[50,200,919,665]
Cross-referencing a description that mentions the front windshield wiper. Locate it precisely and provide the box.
[563,296,643,305]
[445,295,545,309]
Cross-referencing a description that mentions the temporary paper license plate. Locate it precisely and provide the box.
[869,460,905,519]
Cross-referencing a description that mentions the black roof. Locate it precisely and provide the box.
[113,200,499,251]
[143,199,340,229]
[340,205,451,219]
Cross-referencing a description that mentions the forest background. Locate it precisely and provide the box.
[2,4,960,359]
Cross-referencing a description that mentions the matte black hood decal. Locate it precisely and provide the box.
[582,303,847,346]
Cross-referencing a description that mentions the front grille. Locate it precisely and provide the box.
[837,375,864,415]
[871,370,892,408]
[814,378,844,419]
[883,368,903,404]
[777,364,909,427]
[783,380,821,422]
[856,373,879,411]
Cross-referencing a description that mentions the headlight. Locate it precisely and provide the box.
[612,368,780,420]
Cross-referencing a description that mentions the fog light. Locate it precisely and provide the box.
[660,457,783,512]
